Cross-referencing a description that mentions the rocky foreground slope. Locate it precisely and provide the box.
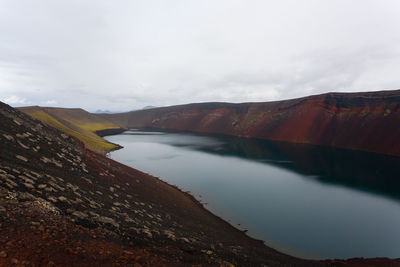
[100,90,400,157]
[1,101,399,266]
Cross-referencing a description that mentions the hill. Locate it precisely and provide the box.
[18,106,124,154]
[99,89,400,157]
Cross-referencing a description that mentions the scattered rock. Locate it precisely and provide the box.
[180,237,190,243]
[123,250,134,255]
[72,211,88,220]
[142,229,153,238]
[96,216,119,228]
[163,230,176,241]
[2,134,14,141]
[58,196,67,202]
[17,140,30,149]
[23,182,34,189]
[15,155,28,162]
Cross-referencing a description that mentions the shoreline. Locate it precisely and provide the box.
[98,149,316,266]
[94,127,127,137]
[102,129,309,261]
[102,129,400,263]
[94,127,126,154]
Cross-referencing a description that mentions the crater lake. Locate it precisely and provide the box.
[105,130,400,259]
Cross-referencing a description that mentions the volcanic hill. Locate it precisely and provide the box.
[99,89,400,157]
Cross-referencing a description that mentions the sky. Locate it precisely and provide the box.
[1,0,400,112]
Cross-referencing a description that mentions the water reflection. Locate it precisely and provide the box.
[125,130,400,202]
[108,130,400,259]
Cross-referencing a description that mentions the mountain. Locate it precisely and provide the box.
[99,89,400,157]
[94,109,112,114]
[142,105,157,110]
[18,106,124,154]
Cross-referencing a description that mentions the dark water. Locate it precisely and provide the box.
[105,130,400,259]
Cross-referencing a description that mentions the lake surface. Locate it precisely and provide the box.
[106,130,400,259]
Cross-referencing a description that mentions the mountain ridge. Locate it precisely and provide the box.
[98,89,400,157]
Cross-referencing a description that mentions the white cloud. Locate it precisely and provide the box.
[0,0,399,111]
[44,100,57,105]
[2,95,27,105]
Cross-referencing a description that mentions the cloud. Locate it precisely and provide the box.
[44,100,57,105]
[2,95,27,105]
[0,0,399,111]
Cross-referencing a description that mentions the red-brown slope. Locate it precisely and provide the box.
[100,90,400,157]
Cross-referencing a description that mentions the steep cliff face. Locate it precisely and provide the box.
[100,90,400,157]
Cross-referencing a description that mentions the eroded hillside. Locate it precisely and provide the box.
[100,90,400,157]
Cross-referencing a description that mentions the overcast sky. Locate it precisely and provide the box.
[1,0,400,112]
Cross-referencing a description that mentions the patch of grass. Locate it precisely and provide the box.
[21,108,120,154]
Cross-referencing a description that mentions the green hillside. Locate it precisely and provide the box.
[18,106,123,154]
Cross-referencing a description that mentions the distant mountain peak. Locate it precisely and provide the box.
[141,105,157,110]
[94,109,112,114]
